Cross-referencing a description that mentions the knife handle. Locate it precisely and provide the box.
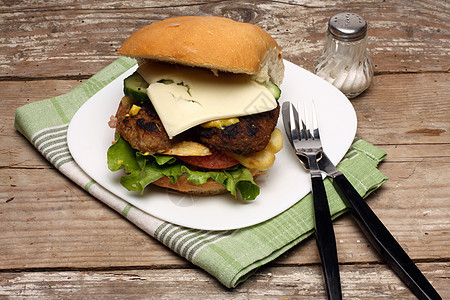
[311,176,342,300]
[333,173,442,300]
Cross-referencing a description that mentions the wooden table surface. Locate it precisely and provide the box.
[1,1,449,298]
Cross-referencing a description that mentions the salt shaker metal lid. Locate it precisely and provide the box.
[328,12,367,41]
[315,12,373,98]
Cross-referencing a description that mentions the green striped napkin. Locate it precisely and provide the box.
[15,57,388,288]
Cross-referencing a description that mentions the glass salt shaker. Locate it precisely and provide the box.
[314,12,373,98]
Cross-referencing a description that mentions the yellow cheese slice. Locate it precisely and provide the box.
[137,62,277,139]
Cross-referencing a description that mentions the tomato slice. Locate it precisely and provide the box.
[177,149,239,170]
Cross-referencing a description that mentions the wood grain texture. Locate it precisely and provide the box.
[1,72,448,156]
[1,74,448,269]
[0,0,448,78]
[354,73,449,145]
[1,0,449,298]
[1,154,448,269]
[0,263,448,299]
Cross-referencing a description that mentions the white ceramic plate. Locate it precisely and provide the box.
[67,60,357,230]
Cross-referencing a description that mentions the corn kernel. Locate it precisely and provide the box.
[129,104,141,116]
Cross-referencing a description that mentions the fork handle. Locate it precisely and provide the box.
[333,174,442,300]
[311,176,342,300]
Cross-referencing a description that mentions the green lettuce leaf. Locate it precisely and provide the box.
[107,136,260,200]
[107,135,140,173]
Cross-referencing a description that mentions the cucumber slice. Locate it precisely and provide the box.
[123,72,150,102]
[262,81,281,100]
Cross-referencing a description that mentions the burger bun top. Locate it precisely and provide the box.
[117,16,284,85]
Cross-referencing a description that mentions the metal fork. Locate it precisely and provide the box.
[282,101,342,300]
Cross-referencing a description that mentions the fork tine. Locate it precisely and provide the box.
[311,100,320,140]
[282,100,322,144]
[299,101,312,140]
[291,102,302,141]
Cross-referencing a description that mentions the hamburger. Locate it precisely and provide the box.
[107,16,284,200]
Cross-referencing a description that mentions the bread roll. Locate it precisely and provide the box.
[118,16,284,85]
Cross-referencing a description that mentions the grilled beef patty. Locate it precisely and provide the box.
[115,101,279,155]
[115,102,181,154]
[196,104,280,154]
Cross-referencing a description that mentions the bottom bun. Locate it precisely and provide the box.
[152,169,263,196]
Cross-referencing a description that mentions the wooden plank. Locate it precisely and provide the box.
[1,79,85,168]
[0,0,448,78]
[1,72,449,269]
[354,73,450,145]
[2,73,448,168]
[3,130,449,169]
[0,167,186,269]
[0,263,447,299]
[281,156,450,265]
[1,155,448,269]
